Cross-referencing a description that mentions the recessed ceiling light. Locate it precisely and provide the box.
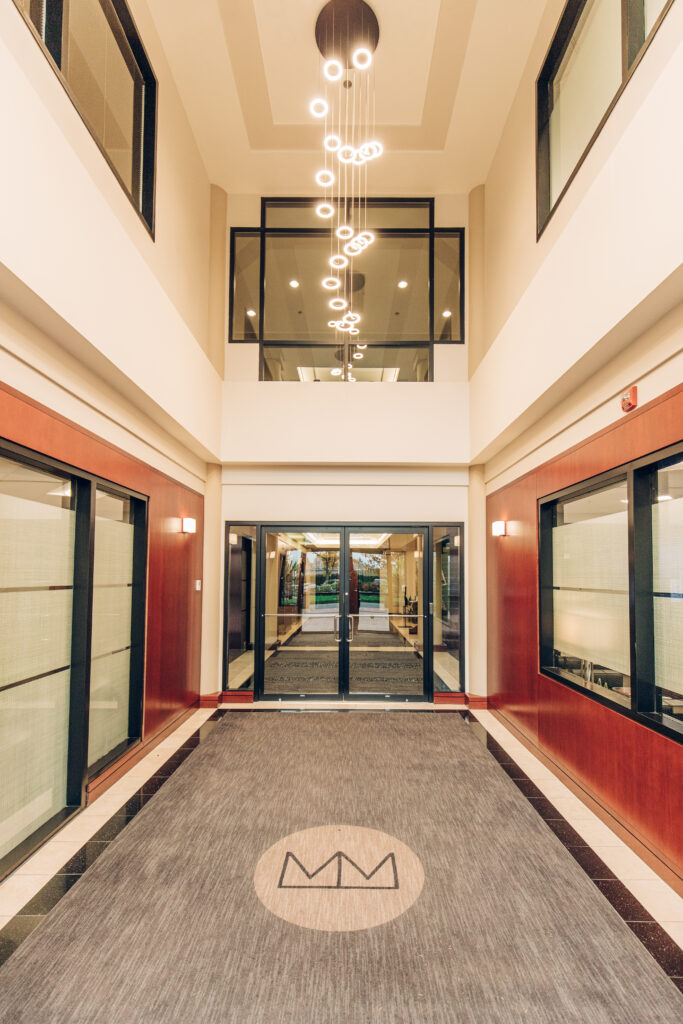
[442,309,452,318]
[246,309,256,317]
[289,280,300,289]
[398,280,408,289]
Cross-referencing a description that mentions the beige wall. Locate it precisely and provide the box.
[470,0,683,461]
[0,0,222,457]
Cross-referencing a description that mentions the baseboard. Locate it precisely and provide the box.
[220,691,254,703]
[489,708,683,896]
[86,703,199,803]
[467,694,490,709]
[434,693,467,704]
[198,691,221,708]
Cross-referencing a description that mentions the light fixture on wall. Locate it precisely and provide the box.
[310,0,382,381]
[491,521,507,537]
[181,517,197,534]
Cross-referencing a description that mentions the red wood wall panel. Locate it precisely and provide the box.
[487,384,683,877]
[0,383,203,740]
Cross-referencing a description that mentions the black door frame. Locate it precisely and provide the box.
[254,523,432,702]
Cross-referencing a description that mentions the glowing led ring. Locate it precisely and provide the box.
[328,320,339,328]
[344,239,365,256]
[336,225,354,240]
[352,151,366,166]
[337,145,356,164]
[358,231,375,244]
[356,343,367,349]
[316,169,335,187]
[329,297,348,310]
[329,254,349,269]
[349,328,360,336]
[352,47,373,70]
[324,59,343,81]
[316,202,335,219]
[309,98,328,118]
[322,277,341,290]
[344,312,360,323]
[324,134,342,152]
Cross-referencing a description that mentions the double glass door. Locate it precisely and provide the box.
[259,527,428,700]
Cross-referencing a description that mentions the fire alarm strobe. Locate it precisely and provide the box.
[621,385,638,413]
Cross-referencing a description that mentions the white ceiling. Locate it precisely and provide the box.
[145,0,552,196]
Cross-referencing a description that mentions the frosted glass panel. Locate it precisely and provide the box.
[652,461,683,720]
[0,672,70,859]
[88,490,136,769]
[88,651,132,767]
[546,479,630,706]
[0,455,76,861]
[554,590,630,675]
[549,0,622,206]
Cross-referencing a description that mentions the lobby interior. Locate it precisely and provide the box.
[0,0,681,1020]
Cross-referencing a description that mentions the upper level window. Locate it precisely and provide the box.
[537,0,675,234]
[229,199,464,382]
[14,0,156,233]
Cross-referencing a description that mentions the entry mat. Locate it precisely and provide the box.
[0,713,681,1023]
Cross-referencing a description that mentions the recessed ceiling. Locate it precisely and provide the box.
[146,0,553,195]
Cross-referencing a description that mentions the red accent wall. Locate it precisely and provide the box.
[0,383,203,740]
[487,384,683,878]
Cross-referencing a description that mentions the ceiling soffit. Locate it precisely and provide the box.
[221,0,477,150]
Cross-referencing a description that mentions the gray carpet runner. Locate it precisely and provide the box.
[0,713,680,1023]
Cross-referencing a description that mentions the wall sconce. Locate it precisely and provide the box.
[491,521,507,537]
[181,518,197,534]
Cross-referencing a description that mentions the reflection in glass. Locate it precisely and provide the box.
[545,480,630,707]
[225,526,257,691]
[0,456,75,860]
[348,532,424,695]
[263,532,341,696]
[548,0,622,207]
[231,231,260,341]
[262,345,429,382]
[644,0,668,36]
[432,527,462,692]
[651,458,683,721]
[88,490,136,772]
[65,0,143,195]
[434,233,462,342]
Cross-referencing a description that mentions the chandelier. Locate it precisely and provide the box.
[309,0,382,381]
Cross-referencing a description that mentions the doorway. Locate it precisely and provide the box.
[223,523,464,702]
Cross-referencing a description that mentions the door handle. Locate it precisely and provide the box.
[347,614,354,642]
[334,615,341,643]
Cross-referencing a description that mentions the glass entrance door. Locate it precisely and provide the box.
[347,531,426,697]
[257,526,429,701]
[261,530,342,698]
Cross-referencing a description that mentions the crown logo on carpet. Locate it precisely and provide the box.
[278,851,399,890]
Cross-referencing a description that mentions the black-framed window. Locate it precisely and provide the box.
[13,0,157,233]
[537,0,675,234]
[229,199,464,382]
[0,440,148,880]
[539,440,683,743]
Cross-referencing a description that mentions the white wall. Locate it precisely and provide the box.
[221,466,468,523]
[471,0,683,462]
[0,0,222,460]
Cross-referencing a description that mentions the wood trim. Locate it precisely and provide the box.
[220,691,254,703]
[434,693,467,705]
[198,692,220,708]
[490,709,683,896]
[467,694,491,709]
[86,702,199,802]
